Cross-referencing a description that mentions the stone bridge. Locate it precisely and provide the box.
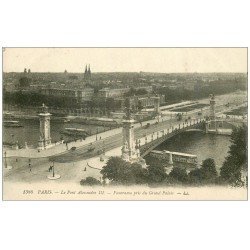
[139,119,206,157]
[205,117,246,135]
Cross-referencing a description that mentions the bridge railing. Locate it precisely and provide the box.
[139,118,205,157]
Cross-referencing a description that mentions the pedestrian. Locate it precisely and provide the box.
[100,136,101,140]
[29,163,31,172]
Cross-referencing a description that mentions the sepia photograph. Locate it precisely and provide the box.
[2,47,248,200]
[1,1,250,250]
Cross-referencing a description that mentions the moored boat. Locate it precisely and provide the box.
[4,120,23,128]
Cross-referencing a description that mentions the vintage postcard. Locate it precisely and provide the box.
[2,48,248,200]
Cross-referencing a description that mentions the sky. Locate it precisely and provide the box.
[3,48,247,73]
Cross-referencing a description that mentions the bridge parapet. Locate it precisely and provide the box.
[139,119,205,157]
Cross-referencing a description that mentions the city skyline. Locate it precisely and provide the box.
[3,48,247,73]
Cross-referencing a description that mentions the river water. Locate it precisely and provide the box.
[154,131,231,169]
[3,119,108,147]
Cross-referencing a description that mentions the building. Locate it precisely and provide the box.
[114,94,165,110]
[98,86,153,99]
[98,87,130,98]
[41,86,94,102]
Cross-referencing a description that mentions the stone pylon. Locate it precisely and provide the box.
[121,98,142,163]
[209,94,216,120]
[38,104,52,150]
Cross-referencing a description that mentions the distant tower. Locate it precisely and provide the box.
[121,98,139,162]
[28,69,31,74]
[88,64,91,77]
[209,94,216,120]
[84,64,91,82]
[24,68,27,74]
[38,104,52,150]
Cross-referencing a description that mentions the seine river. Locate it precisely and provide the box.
[155,131,231,169]
[3,119,107,147]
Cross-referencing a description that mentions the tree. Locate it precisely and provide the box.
[168,167,188,184]
[106,97,115,111]
[100,157,134,185]
[220,125,247,186]
[100,157,149,185]
[136,88,148,96]
[147,164,167,183]
[125,87,148,97]
[125,87,136,97]
[188,168,204,185]
[188,158,217,185]
[80,177,101,186]
[201,158,217,182]
[19,77,31,88]
[130,163,148,184]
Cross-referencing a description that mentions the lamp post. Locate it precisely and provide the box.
[47,161,60,180]
[29,158,32,172]
[4,151,12,170]
[100,140,105,161]
[96,128,98,141]
[103,140,106,155]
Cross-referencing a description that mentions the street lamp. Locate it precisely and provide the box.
[47,161,61,180]
[29,158,32,172]
[4,151,12,170]
[103,140,106,155]
[100,140,105,161]
[96,128,98,141]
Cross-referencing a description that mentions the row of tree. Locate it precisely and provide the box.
[220,124,247,186]
[3,90,144,114]
[96,157,218,186]
[156,80,246,104]
[3,90,119,111]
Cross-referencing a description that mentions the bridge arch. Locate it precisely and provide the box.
[139,120,206,157]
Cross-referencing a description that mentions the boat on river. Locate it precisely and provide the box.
[4,120,23,128]
[60,127,89,136]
